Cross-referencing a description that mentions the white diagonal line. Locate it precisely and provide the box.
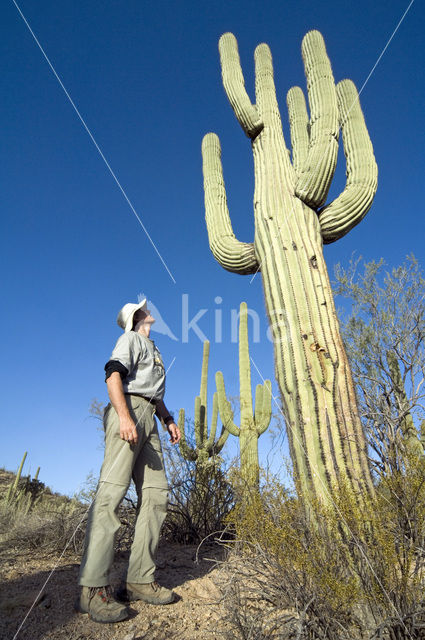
[12,0,176,285]
[249,0,415,284]
[249,354,414,639]
[356,0,415,100]
[12,355,177,638]
[341,0,415,126]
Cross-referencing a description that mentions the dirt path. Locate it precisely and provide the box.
[1,542,231,640]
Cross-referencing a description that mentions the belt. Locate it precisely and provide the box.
[128,393,158,405]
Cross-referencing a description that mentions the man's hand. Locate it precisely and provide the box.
[107,373,138,445]
[120,417,138,445]
[167,422,181,445]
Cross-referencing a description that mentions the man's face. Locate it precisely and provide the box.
[134,308,155,327]
[144,308,155,324]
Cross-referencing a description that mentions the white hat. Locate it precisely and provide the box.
[116,299,147,332]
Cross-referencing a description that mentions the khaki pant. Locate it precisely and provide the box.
[78,395,169,587]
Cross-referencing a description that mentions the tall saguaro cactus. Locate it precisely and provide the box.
[216,302,272,488]
[178,340,229,470]
[202,30,377,505]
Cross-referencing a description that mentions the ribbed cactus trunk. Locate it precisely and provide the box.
[251,127,372,501]
[239,431,260,487]
[254,186,370,501]
[202,31,378,506]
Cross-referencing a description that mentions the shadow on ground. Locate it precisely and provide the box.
[0,541,226,640]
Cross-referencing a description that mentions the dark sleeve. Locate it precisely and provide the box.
[104,359,129,382]
[154,408,174,425]
[154,399,174,425]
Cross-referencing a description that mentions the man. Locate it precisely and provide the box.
[76,299,181,623]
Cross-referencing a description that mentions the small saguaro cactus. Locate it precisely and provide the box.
[6,451,28,503]
[6,452,44,513]
[202,30,377,505]
[178,340,229,470]
[216,302,272,488]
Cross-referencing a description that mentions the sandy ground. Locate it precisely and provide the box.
[0,541,232,640]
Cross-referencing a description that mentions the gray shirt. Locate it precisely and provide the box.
[110,331,166,401]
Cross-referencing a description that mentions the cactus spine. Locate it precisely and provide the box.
[178,340,229,469]
[202,31,377,505]
[216,302,272,487]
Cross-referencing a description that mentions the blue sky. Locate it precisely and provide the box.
[1,0,424,495]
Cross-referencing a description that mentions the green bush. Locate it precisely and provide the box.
[161,432,235,544]
[220,460,425,639]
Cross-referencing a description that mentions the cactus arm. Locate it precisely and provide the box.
[215,424,230,452]
[254,384,264,426]
[206,391,219,451]
[202,133,259,275]
[256,380,272,436]
[194,395,204,448]
[178,408,198,461]
[239,302,254,426]
[287,86,309,174]
[207,393,230,453]
[200,341,209,434]
[254,43,285,134]
[206,391,230,453]
[318,80,378,243]
[295,30,339,209]
[216,371,240,436]
[218,32,264,139]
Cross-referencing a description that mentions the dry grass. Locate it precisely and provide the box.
[0,469,87,557]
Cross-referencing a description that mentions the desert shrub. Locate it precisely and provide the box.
[217,460,425,640]
[1,479,138,558]
[333,256,425,477]
[160,432,235,544]
[2,454,46,515]
[6,475,46,514]
[0,492,87,556]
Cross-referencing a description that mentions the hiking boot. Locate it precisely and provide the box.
[75,586,130,623]
[125,581,174,605]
